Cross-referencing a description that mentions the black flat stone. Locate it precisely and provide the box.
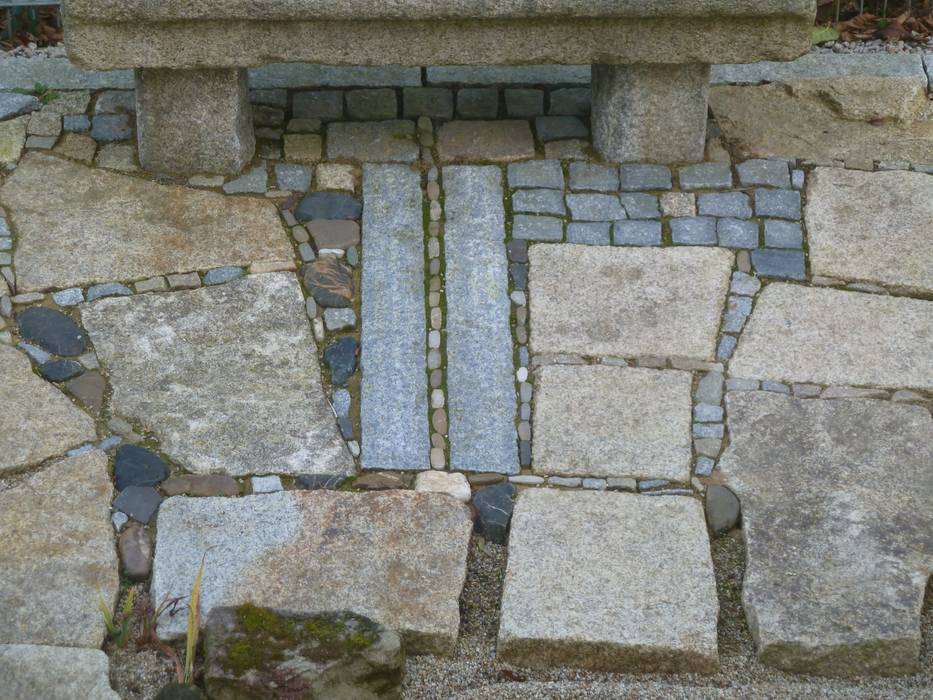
[39,359,84,382]
[16,307,87,356]
[295,192,362,221]
[337,415,354,440]
[114,445,169,491]
[295,474,347,490]
[473,482,516,544]
[113,485,162,525]
[324,337,359,386]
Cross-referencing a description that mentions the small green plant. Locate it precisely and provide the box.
[183,553,207,684]
[98,586,136,647]
[11,81,59,105]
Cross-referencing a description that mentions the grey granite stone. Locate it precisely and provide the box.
[568,162,619,192]
[250,88,287,107]
[326,120,418,163]
[293,90,343,120]
[737,159,791,188]
[202,266,244,286]
[499,489,718,672]
[444,166,518,474]
[90,113,131,141]
[679,163,733,190]
[86,283,132,301]
[750,249,805,280]
[720,392,933,675]
[730,271,762,296]
[512,188,566,216]
[712,52,926,85]
[535,116,588,142]
[82,273,352,476]
[763,219,803,248]
[360,165,429,471]
[696,371,724,405]
[549,87,592,116]
[346,88,397,120]
[63,114,91,132]
[505,89,544,117]
[507,160,564,190]
[274,163,312,192]
[718,218,759,249]
[613,220,662,246]
[0,92,40,121]
[0,645,119,699]
[222,166,267,194]
[567,222,611,246]
[619,164,672,191]
[403,87,453,119]
[671,217,716,246]
[755,188,801,219]
[94,90,134,114]
[723,295,753,333]
[565,193,624,221]
[619,193,660,219]
[511,215,563,242]
[456,88,499,119]
[437,120,535,162]
[698,192,752,219]
[151,490,471,654]
[534,364,692,481]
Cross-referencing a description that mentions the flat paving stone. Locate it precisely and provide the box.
[81,273,352,476]
[498,489,719,673]
[437,121,535,162]
[0,344,96,474]
[719,392,933,676]
[444,166,518,474]
[326,120,418,163]
[805,167,933,294]
[0,115,27,165]
[151,490,471,654]
[0,645,118,700]
[730,284,933,390]
[0,153,291,293]
[528,245,733,361]
[360,165,429,471]
[533,365,692,482]
[0,451,117,647]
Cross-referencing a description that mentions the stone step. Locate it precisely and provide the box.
[151,490,472,655]
[719,391,933,676]
[730,284,933,390]
[360,164,429,470]
[443,166,519,474]
[498,489,719,673]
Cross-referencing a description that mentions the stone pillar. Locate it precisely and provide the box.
[592,63,710,164]
[135,67,254,176]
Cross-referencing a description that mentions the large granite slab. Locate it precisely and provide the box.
[443,166,518,474]
[528,244,733,361]
[81,273,353,475]
[151,490,472,654]
[533,364,692,481]
[360,164,429,470]
[719,392,933,676]
[0,153,292,292]
[730,284,933,390]
[0,451,118,648]
[805,168,933,294]
[498,489,719,673]
[0,344,97,474]
[0,645,119,700]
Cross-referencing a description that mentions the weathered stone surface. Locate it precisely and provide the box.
[114,444,169,490]
[308,220,360,250]
[414,470,471,502]
[203,606,404,700]
[81,273,352,475]
[498,489,718,672]
[730,284,933,390]
[0,645,119,700]
[444,166,518,474]
[161,474,239,497]
[0,344,96,474]
[0,115,27,164]
[151,490,471,654]
[0,153,291,292]
[360,165,429,471]
[705,484,740,535]
[0,92,40,120]
[529,244,733,361]
[533,364,692,482]
[326,120,418,163]
[0,451,118,647]
[805,168,933,294]
[437,121,535,162]
[119,522,152,580]
[303,255,354,308]
[719,392,933,676]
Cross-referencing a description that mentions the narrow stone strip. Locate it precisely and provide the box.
[360,163,429,470]
[443,165,519,474]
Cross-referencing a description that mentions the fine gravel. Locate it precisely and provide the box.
[403,533,933,700]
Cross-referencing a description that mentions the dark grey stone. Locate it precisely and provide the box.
[295,192,362,221]
[737,159,791,189]
[671,217,716,246]
[507,239,528,263]
[763,219,804,249]
[16,307,87,356]
[0,92,40,120]
[638,479,669,491]
[755,188,801,219]
[549,87,592,116]
[113,485,161,525]
[337,415,354,440]
[679,163,732,190]
[717,334,737,360]
[512,189,565,216]
[751,249,806,280]
[203,266,245,286]
[698,192,752,219]
[717,218,759,249]
[249,89,288,108]
[94,90,135,114]
[86,282,132,301]
[519,440,531,466]
[90,113,132,141]
[295,473,348,490]
[619,193,660,219]
[567,222,611,245]
[505,89,544,117]
[566,193,624,221]
[292,90,343,120]
[568,162,618,192]
[535,116,588,142]
[512,215,563,241]
[614,220,662,246]
[723,295,753,333]
[473,482,516,544]
[403,87,453,119]
[457,88,499,119]
[507,160,564,190]
[510,263,528,291]
[39,359,84,382]
[695,371,724,405]
[346,88,397,120]
[619,164,672,191]
[324,336,359,386]
[114,445,169,491]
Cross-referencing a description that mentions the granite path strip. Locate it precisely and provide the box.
[443,166,518,474]
[360,164,429,470]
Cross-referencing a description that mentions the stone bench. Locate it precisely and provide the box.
[62,0,814,174]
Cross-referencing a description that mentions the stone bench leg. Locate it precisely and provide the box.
[135,67,255,175]
[592,63,710,164]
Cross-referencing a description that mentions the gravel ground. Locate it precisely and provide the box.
[403,534,933,700]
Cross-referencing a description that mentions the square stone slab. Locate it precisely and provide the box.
[437,120,535,162]
[151,490,472,654]
[0,344,97,474]
[0,451,118,647]
[0,153,292,293]
[730,284,933,390]
[719,392,933,676]
[805,168,933,295]
[528,244,733,361]
[498,489,719,673]
[533,365,692,481]
[81,273,353,476]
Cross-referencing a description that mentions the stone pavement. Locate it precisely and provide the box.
[0,81,931,699]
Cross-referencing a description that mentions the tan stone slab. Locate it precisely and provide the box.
[528,244,733,361]
[0,152,292,292]
[0,115,27,165]
[0,451,118,648]
[498,489,719,673]
[151,490,472,654]
[805,167,933,295]
[533,364,692,481]
[730,284,933,390]
[437,120,535,162]
[326,120,418,163]
[0,344,97,474]
[710,83,933,164]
